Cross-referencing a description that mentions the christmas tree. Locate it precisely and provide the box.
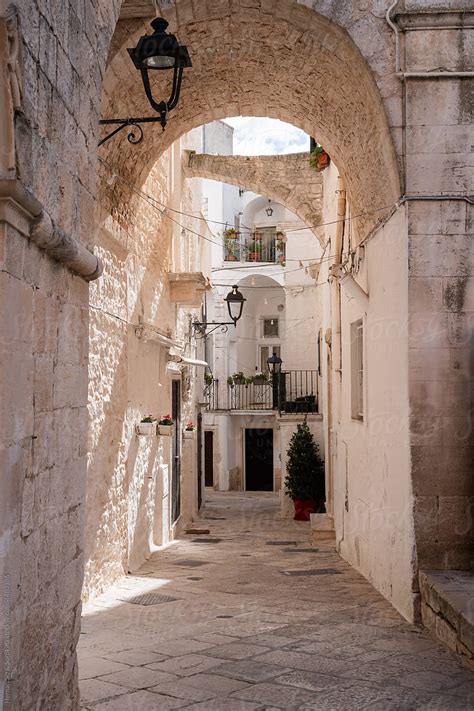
[285,419,325,506]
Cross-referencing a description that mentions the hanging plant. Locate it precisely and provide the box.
[309,145,330,171]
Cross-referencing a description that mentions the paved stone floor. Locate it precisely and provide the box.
[79,492,474,710]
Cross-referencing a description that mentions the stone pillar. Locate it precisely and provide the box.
[405,67,473,572]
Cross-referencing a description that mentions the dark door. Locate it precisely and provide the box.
[171,380,181,524]
[204,431,214,488]
[245,429,273,491]
[197,412,203,509]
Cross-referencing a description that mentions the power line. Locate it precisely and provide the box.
[99,156,397,239]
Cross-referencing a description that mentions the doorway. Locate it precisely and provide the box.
[171,380,181,525]
[245,429,274,491]
[204,431,214,488]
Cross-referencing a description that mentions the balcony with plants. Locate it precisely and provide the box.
[223,228,286,266]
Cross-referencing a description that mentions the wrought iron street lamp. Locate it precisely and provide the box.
[193,285,246,338]
[265,200,274,217]
[99,18,192,146]
[267,352,283,411]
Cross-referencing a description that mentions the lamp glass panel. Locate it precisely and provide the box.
[144,55,176,69]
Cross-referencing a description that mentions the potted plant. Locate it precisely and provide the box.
[183,421,195,439]
[252,371,270,385]
[136,415,157,436]
[227,375,235,388]
[158,414,174,435]
[284,419,325,521]
[204,372,214,385]
[223,227,238,239]
[309,144,330,171]
[232,371,246,385]
[246,239,262,262]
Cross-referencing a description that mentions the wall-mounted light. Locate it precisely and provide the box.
[193,285,246,338]
[99,18,192,146]
[266,200,274,217]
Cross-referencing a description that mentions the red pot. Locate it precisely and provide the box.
[293,499,315,521]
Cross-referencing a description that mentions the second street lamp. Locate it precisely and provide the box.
[267,352,283,412]
[193,285,246,338]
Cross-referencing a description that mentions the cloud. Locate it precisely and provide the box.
[222,117,309,156]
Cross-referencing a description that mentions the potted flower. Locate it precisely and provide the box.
[309,144,330,171]
[224,229,240,261]
[232,371,246,385]
[136,415,157,436]
[183,421,195,439]
[285,419,325,521]
[252,371,270,385]
[158,414,173,436]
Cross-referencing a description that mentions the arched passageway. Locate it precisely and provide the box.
[2,1,472,708]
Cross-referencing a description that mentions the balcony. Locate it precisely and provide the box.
[223,229,286,266]
[204,370,318,413]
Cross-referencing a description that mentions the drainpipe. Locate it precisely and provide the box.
[31,210,102,281]
[326,176,346,518]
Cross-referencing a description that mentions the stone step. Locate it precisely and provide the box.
[309,512,336,542]
[419,569,474,670]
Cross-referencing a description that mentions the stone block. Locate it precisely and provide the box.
[53,362,88,409]
[408,277,444,313]
[0,271,33,348]
[310,513,336,541]
[438,497,473,545]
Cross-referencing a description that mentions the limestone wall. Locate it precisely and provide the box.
[84,136,209,600]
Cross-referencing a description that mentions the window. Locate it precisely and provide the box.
[263,317,279,338]
[350,319,364,420]
[260,345,281,372]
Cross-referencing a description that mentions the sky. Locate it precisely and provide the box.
[223,117,310,156]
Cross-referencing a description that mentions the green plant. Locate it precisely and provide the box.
[309,144,329,171]
[248,239,262,253]
[140,415,156,423]
[159,414,173,425]
[227,376,235,387]
[204,372,213,384]
[276,239,286,252]
[223,227,238,238]
[252,371,270,383]
[285,419,325,502]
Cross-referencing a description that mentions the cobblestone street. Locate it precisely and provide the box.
[79,493,474,710]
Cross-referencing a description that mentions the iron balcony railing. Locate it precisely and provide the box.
[223,231,286,265]
[204,371,318,413]
[204,378,219,411]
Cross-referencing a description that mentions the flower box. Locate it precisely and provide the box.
[183,430,195,439]
[158,424,173,436]
[136,422,156,436]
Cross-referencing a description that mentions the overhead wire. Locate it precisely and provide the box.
[98,155,398,239]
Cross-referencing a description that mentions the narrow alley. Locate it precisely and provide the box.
[79,493,474,710]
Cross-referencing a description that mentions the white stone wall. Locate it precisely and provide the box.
[84,139,210,600]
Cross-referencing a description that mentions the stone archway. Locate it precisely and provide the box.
[99,0,401,242]
[4,0,472,708]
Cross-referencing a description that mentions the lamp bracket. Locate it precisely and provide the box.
[98,115,167,147]
[192,321,236,339]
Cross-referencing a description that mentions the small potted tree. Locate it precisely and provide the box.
[284,419,325,521]
[136,415,157,436]
[158,414,174,436]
